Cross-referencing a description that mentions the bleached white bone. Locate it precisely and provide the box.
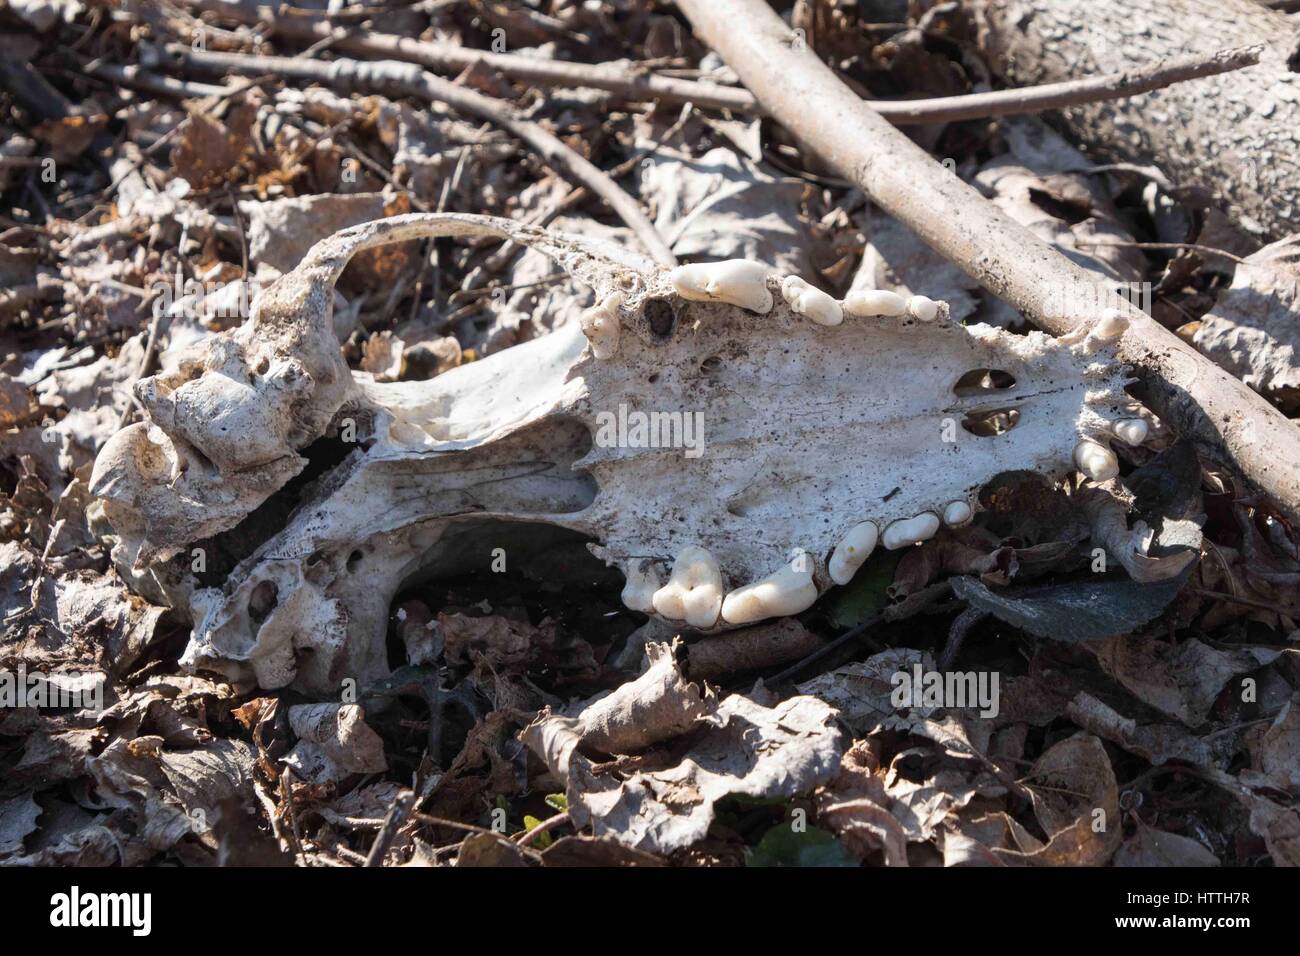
[781,275,842,326]
[720,550,818,625]
[652,545,724,628]
[828,521,878,586]
[580,292,623,359]
[907,295,940,322]
[621,558,662,613]
[669,259,773,313]
[943,501,973,526]
[1112,419,1149,446]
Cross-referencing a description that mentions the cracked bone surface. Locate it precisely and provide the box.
[90,213,1139,696]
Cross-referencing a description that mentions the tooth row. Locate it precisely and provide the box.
[667,261,946,327]
[580,292,623,359]
[720,550,818,625]
[669,260,774,314]
[781,275,843,326]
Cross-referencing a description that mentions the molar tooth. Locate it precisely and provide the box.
[720,550,819,625]
[651,545,723,628]
[829,521,879,585]
[842,289,908,318]
[669,260,773,313]
[907,295,941,322]
[580,292,623,360]
[1074,439,1119,481]
[943,501,973,526]
[781,275,843,326]
[882,512,941,550]
[1112,418,1149,446]
[1092,308,1129,341]
[621,558,662,613]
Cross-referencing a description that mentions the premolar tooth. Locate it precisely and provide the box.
[842,289,907,318]
[1112,419,1149,446]
[580,292,623,360]
[1074,439,1119,481]
[907,295,940,322]
[781,275,843,326]
[882,513,941,550]
[720,550,818,625]
[829,521,879,585]
[651,545,723,628]
[943,501,973,526]
[621,558,661,613]
[669,260,773,313]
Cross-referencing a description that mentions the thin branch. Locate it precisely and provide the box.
[676,0,1300,524]
[154,43,677,266]
[176,0,1261,125]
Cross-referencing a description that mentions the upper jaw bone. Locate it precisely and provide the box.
[669,260,774,313]
[651,545,725,628]
[720,550,818,625]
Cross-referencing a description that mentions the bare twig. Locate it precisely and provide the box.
[176,0,1261,125]
[676,0,1300,523]
[364,791,415,867]
[155,43,677,266]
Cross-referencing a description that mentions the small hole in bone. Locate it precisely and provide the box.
[953,368,1017,397]
[645,298,675,338]
[962,407,1021,437]
[248,580,279,627]
[700,356,722,375]
[255,357,270,376]
[648,373,660,384]
[347,549,364,571]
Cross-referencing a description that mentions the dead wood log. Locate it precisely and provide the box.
[675,0,1300,523]
[969,0,1300,239]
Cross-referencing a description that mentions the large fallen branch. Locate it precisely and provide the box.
[675,0,1300,522]
[175,0,1261,126]
[150,43,677,267]
[970,0,1300,239]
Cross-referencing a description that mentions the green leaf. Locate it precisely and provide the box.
[824,549,902,629]
[522,815,553,849]
[544,793,568,812]
[746,824,856,867]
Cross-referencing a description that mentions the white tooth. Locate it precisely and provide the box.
[579,292,623,360]
[720,550,819,625]
[842,289,907,317]
[651,545,724,628]
[1112,419,1149,446]
[1092,308,1129,341]
[620,558,661,613]
[669,260,773,314]
[907,295,941,322]
[781,275,843,326]
[828,521,878,585]
[1074,439,1119,481]
[943,501,973,526]
[882,512,941,550]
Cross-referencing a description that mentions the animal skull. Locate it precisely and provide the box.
[90,214,1144,696]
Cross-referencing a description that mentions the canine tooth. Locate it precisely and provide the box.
[669,260,773,313]
[828,521,879,585]
[882,512,941,550]
[580,293,623,360]
[943,501,973,526]
[1074,439,1119,481]
[720,550,819,625]
[781,275,843,326]
[1112,419,1149,446]
[907,295,940,322]
[842,289,907,317]
[621,558,661,613]
[1092,308,1129,341]
[651,545,724,628]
